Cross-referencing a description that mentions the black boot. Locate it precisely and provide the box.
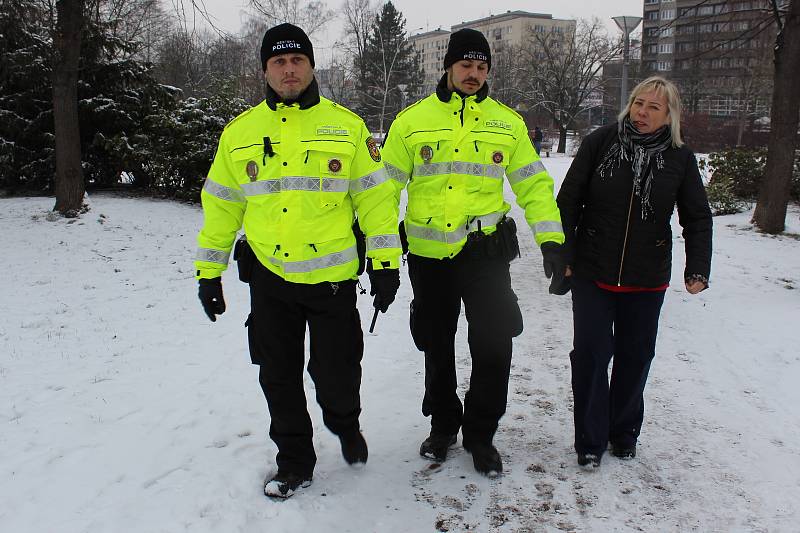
[339,430,368,465]
[611,443,636,459]
[264,471,313,499]
[419,432,458,462]
[577,452,602,468]
[463,440,502,476]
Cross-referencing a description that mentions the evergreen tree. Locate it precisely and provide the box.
[0,0,54,192]
[356,1,423,135]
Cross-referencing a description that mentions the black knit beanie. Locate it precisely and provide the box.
[443,28,491,71]
[260,23,315,71]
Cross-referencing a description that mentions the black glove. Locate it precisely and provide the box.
[367,265,400,313]
[540,242,569,295]
[198,277,226,322]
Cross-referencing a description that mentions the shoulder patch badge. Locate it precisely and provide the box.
[246,161,259,181]
[420,145,434,163]
[492,151,504,164]
[366,137,381,162]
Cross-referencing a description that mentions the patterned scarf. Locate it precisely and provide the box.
[596,117,673,219]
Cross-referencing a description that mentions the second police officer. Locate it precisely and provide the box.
[382,29,567,476]
[195,24,402,499]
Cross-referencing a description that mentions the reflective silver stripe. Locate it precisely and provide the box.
[507,160,547,186]
[240,176,350,196]
[413,161,505,179]
[405,211,506,244]
[269,245,358,274]
[385,162,410,185]
[350,167,389,194]
[532,221,564,236]
[196,247,230,265]
[203,178,245,203]
[241,179,280,196]
[367,234,401,251]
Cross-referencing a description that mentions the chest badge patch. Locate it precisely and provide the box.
[328,158,342,173]
[366,137,381,162]
[420,145,434,163]
[246,161,259,181]
[492,151,504,165]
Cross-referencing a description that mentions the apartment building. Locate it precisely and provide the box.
[640,0,778,117]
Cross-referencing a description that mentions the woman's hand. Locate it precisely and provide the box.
[685,279,706,294]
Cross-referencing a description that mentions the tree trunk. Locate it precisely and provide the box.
[52,0,86,216]
[557,125,567,153]
[752,0,800,234]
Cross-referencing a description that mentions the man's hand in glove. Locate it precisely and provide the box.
[198,277,226,321]
[367,261,400,313]
[540,241,570,295]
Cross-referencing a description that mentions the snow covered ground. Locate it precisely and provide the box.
[2,154,800,532]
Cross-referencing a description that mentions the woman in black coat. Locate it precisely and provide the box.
[556,76,712,468]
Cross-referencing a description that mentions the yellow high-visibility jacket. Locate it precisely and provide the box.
[381,82,564,259]
[195,88,401,283]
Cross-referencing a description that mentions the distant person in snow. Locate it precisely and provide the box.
[381,28,566,477]
[194,23,401,498]
[532,126,544,155]
[556,76,712,468]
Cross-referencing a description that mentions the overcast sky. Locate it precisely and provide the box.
[196,0,645,66]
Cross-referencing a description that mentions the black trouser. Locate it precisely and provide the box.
[247,261,364,478]
[569,277,666,456]
[407,251,522,446]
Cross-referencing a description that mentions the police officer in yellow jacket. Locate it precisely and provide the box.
[194,24,401,499]
[382,29,566,476]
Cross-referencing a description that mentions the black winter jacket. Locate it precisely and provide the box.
[556,123,712,288]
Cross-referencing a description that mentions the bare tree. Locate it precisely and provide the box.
[52,0,87,216]
[517,19,620,153]
[489,42,523,109]
[732,35,773,146]
[752,0,800,233]
[246,0,334,37]
[340,0,375,82]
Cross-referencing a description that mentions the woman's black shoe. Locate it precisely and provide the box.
[339,430,368,465]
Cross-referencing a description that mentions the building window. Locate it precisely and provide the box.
[661,27,674,36]
[657,60,672,71]
[659,43,673,53]
[646,10,659,20]
[661,9,675,19]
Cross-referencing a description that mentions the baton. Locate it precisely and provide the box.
[368,307,379,333]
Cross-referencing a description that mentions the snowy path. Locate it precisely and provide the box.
[2,161,799,531]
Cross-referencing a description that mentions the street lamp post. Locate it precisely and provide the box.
[612,16,642,113]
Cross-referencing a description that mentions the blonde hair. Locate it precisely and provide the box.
[618,76,683,148]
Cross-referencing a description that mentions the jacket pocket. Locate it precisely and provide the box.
[309,142,354,209]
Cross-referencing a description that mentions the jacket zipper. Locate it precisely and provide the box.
[459,98,466,126]
[617,185,636,286]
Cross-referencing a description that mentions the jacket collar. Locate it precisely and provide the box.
[435,72,489,104]
[265,77,321,111]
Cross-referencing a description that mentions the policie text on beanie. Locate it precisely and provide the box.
[260,23,315,71]
[443,28,491,72]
